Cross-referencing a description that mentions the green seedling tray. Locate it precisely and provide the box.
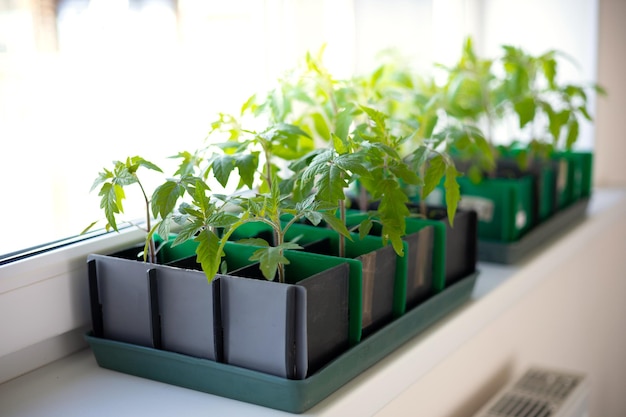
[457,176,535,242]
[86,272,478,414]
[478,198,589,264]
[344,211,447,292]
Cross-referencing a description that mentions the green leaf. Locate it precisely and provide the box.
[332,133,348,155]
[578,105,592,121]
[133,157,163,174]
[335,153,369,177]
[211,155,236,188]
[389,160,420,185]
[233,152,259,189]
[195,228,222,281]
[419,113,439,139]
[81,221,99,235]
[98,182,122,231]
[208,212,241,228]
[422,155,445,199]
[542,57,557,88]
[90,170,112,192]
[303,210,323,226]
[514,96,536,128]
[409,146,430,173]
[158,216,172,239]
[335,107,354,143]
[321,212,352,240]
[358,218,373,240]
[237,238,270,247]
[377,179,409,256]
[565,117,580,150]
[311,112,330,140]
[172,220,203,246]
[360,105,387,138]
[444,164,461,227]
[316,163,348,203]
[152,180,184,219]
[249,246,290,281]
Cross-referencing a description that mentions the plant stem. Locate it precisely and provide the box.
[275,226,286,284]
[418,163,427,217]
[137,180,157,264]
[264,145,273,192]
[339,198,346,258]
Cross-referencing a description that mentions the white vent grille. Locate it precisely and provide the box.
[472,367,589,417]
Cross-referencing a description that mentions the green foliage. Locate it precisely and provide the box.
[85,156,165,262]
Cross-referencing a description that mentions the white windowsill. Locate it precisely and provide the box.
[0,187,624,417]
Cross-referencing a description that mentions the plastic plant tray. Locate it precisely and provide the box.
[85,272,478,414]
[478,198,590,264]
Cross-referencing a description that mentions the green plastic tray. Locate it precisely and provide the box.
[86,272,478,414]
[478,198,589,264]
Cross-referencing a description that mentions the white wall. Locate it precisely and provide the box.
[375,191,626,417]
[594,0,626,186]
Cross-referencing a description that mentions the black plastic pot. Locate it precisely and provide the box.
[87,254,160,348]
[217,247,352,379]
[406,205,478,287]
[86,235,196,348]
[283,223,408,339]
[343,212,437,311]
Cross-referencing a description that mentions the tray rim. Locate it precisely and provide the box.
[477,197,590,264]
[86,271,478,413]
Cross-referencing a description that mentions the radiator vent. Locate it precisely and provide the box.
[488,393,552,417]
[472,367,589,417]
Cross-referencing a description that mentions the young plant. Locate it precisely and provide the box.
[162,162,349,283]
[162,106,350,283]
[84,156,166,264]
[498,44,606,159]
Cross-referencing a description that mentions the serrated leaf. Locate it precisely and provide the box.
[360,105,387,138]
[389,160,420,185]
[358,218,373,240]
[249,246,290,281]
[233,152,259,189]
[172,220,203,246]
[548,108,570,143]
[304,210,323,226]
[444,164,460,227]
[156,220,171,244]
[514,96,536,128]
[134,157,163,173]
[209,212,241,228]
[422,155,445,198]
[311,112,330,140]
[377,179,409,256]
[335,107,354,143]
[335,152,369,177]
[316,163,348,203]
[237,238,270,247]
[332,133,348,155]
[152,180,183,219]
[98,182,122,231]
[195,228,222,281]
[211,155,236,188]
[419,113,439,139]
[410,146,430,172]
[542,57,557,88]
[90,170,112,192]
[321,212,352,240]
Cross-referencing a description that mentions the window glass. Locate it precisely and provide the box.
[0,0,598,259]
[0,0,274,257]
